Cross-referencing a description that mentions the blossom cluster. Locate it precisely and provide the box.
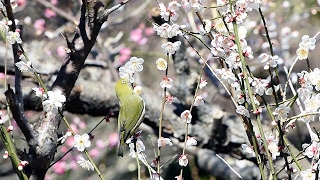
[119,56,144,83]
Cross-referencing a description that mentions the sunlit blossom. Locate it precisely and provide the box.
[73,134,91,152]
[304,94,320,112]
[42,89,66,113]
[156,58,167,71]
[300,169,315,180]
[126,57,144,72]
[296,47,309,60]
[7,31,22,44]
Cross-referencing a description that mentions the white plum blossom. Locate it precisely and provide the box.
[154,23,181,38]
[217,0,229,14]
[241,39,254,59]
[214,68,237,86]
[179,154,188,166]
[128,138,147,159]
[266,134,280,160]
[0,21,9,33]
[181,0,204,12]
[211,34,236,56]
[234,89,245,104]
[225,52,241,69]
[168,1,181,11]
[265,85,280,96]
[258,53,279,70]
[236,105,250,118]
[296,47,309,60]
[297,71,313,101]
[186,136,197,147]
[310,68,320,91]
[128,138,145,153]
[251,78,269,96]
[304,94,320,112]
[273,104,290,122]
[268,140,280,160]
[77,157,94,171]
[300,169,316,180]
[161,41,181,54]
[7,31,22,44]
[126,57,144,72]
[181,110,192,123]
[247,0,261,10]
[32,87,45,98]
[133,86,142,94]
[299,35,316,50]
[47,89,66,107]
[73,134,91,152]
[158,137,173,147]
[3,150,9,159]
[160,76,173,88]
[302,141,319,158]
[194,95,204,106]
[238,26,247,39]
[199,79,207,89]
[159,2,179,21]
[215,19,227,33]
[119,66,134,83]
[241,144,255,157]
[204,19,212,33]
[156,58,167,71]
[15,61,34,72]
[42,89,66,113]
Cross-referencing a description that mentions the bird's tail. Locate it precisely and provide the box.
[118,144,124,157]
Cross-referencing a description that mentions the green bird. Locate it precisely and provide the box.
[115,78,145,157]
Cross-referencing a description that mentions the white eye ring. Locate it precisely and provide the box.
[121,79,126,84]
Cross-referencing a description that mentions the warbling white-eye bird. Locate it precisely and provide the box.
[115,78,145,157]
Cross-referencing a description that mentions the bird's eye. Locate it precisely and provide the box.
[121,80,126,84]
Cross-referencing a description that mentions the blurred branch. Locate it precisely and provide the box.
[33,0,78,22]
